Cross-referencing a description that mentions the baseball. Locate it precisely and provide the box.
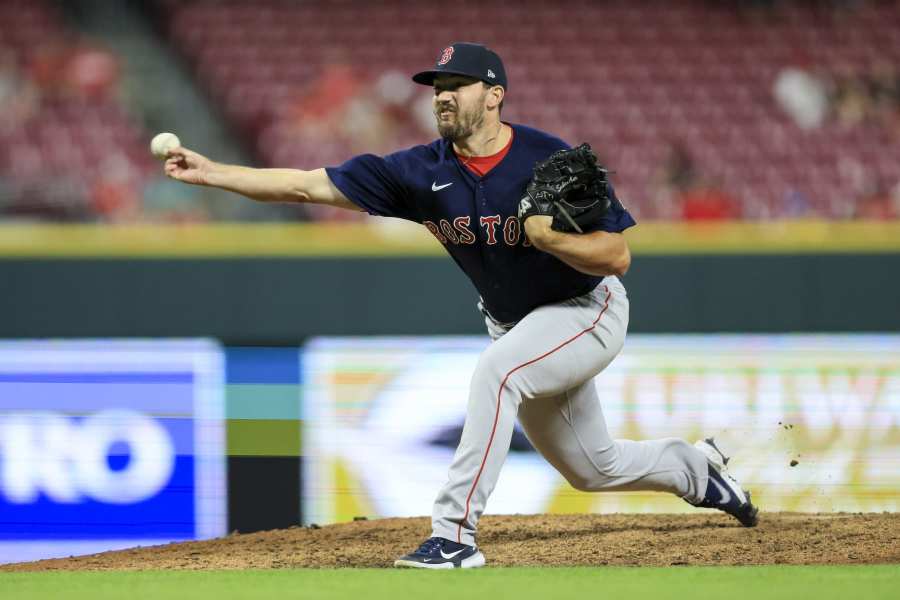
[150,132,181,160]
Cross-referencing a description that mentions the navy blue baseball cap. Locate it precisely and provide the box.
[412,42,508,90]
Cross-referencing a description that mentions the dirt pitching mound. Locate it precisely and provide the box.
[3,513,898,571]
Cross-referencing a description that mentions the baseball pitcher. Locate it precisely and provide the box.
[164,42,758,569]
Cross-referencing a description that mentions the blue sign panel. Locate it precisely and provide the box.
[0,340,226,564]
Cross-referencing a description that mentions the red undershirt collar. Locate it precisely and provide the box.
[454,128,515,178]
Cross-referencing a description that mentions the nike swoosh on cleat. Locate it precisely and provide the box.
[440,548,465,559]
[432,182,453,191]
[709,476,732,505]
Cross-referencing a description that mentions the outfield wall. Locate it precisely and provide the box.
[2,221,898,341]
[2,253,899,340]
[0,219,900,345]
[1,222,897,553]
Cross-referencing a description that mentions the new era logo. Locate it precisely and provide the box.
[487,69,496,78]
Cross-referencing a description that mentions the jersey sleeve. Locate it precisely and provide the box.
[586,182,636,233]
[325,152,417,221]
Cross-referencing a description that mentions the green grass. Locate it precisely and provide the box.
[1,566,898,600]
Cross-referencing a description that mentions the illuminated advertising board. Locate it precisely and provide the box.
[0,340,226,564]
[303,335,900,524]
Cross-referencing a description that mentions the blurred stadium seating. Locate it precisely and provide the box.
[1,0,898,221]
[0,0,156,221]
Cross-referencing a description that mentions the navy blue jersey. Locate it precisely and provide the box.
[325,123,636,324]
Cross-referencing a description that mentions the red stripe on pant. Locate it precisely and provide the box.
[457,287,613,543]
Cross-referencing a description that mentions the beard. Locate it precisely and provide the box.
[435,103,486,142]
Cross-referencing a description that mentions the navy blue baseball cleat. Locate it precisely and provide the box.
[394,536,486,569]
[690,437,759,527]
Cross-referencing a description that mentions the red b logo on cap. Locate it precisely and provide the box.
[438,46,454,66]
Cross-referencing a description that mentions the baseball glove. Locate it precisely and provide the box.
[517,143,611,233]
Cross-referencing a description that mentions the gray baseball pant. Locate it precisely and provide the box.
[431,277,710,546]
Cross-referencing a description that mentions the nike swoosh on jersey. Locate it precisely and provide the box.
[709,476,732,505]
[439,548,465,559]
[432,182,453,191]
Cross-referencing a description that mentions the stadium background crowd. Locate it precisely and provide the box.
[0,0,898,223]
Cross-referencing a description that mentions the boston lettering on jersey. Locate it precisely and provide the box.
[325,123,636,324]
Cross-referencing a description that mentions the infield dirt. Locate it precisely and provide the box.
[3,513,898,571]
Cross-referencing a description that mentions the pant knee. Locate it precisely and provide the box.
[562,444,621,491]
[564,473,597,492]
[591,442,622,478]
